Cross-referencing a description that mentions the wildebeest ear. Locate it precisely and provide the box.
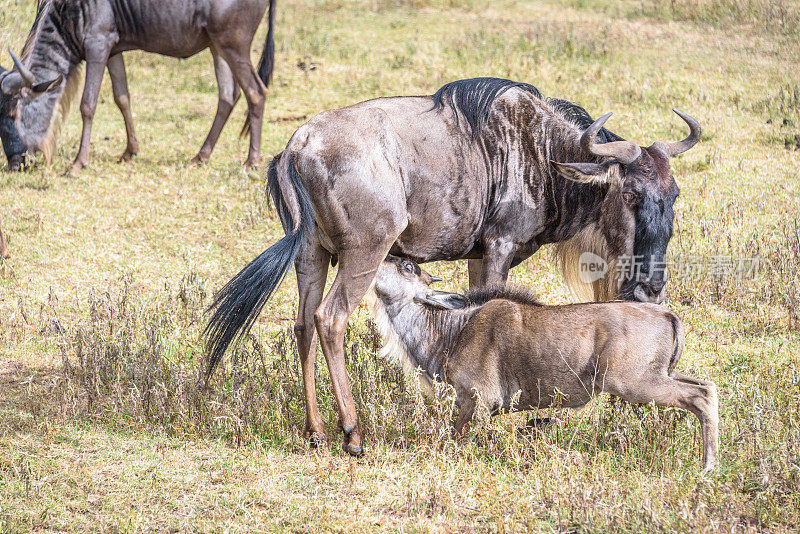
[551,160,616,184]
[414,291,469,310]
[419,269,442,285]
[30,75,63,94]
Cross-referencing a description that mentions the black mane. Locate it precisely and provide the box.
[547,97,624,143]
[432,77,542,138]
[22,0,52,58]
[463,285,542,307]
[431,77,622,142]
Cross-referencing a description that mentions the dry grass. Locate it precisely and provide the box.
[1,0,800,531]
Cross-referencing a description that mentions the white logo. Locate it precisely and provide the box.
[578,252,608,283]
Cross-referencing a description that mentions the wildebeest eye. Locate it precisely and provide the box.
[622,191,640,206]
[402,262,414,274]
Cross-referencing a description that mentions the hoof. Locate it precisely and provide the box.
[305,428,328,449]
[525,417,552,430]
[516,417,553,441]
[65,163,85,175]
[342,426,364,458]
[118,151,137,163]
[190,155,208,167]
[701,460,718,475]
[343,443,364,458]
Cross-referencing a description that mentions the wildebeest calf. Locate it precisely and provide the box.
[368,256,720,472]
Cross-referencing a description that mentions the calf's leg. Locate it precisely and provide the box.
[608,373,719,472]
[107,54,139,162]
[453,397,476,437]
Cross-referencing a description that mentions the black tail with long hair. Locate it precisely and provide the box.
[241,0,277,137]
[204,152,313,380]
[258,0,277,88]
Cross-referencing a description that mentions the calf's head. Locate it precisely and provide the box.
[375,256,466,310]
[0,50,62,170]
[552,110,701,304]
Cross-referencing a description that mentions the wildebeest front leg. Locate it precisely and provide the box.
[295,241,331,447]
[69,38,114,173]
[192,48,241,166]
[453,397,476,437]
[107,54,139,163]
[479,238,518,287]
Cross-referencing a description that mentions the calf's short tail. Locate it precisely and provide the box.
[668,313,684,374]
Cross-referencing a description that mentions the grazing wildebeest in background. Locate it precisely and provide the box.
[204,77,702,456]
[0,0,277,172]
[368,255,719,472]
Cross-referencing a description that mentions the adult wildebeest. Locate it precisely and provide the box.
[0,0,276,172]
[368,255,719,472]
[205,77,702,457]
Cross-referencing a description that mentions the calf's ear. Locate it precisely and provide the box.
[551,160,615,185]
[414,291,468,310]
[420,269,442,285]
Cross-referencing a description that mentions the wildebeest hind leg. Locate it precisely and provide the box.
[670,371,715,389]
[608,375,719,472]
[107,54,139,163]
[314,245,397,457]
[211,41,265,169]
[295,240,331,447]
[192,48,241,166]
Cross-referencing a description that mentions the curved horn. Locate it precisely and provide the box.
[580,112,642,165]
[657,109,702,157]
[9,49,34,86]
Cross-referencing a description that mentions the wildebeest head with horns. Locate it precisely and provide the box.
[545,99,700,304]
[0,48,63,171]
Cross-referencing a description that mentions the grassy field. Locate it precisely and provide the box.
[1,0,800,530]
